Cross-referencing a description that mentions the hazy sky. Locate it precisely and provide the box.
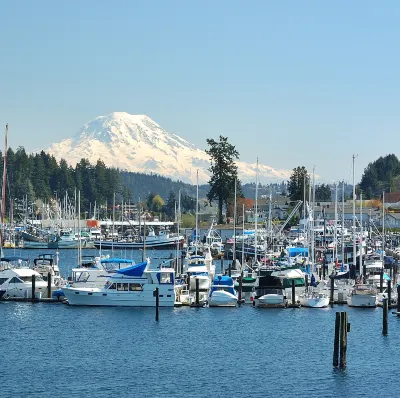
[1,1,399,184]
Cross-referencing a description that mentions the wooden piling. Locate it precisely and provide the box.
[388,280,392,305]
[291,279,295,306]
[187,273,190,294]
[382,298,388,335]
[305,274,309,292]
[380,268,384,293]
[220,257,224,274]
[47,272,51,299]
[238,273,243,306]
[330,276,334,307]
[339,312,347,368]
[228,262,232,277]
[195,278,200,306]
[333,312,340,367]
[31,274,36,303]
[397,285,400,316]
[154,287,159,321]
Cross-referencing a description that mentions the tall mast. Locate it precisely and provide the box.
[254,158,259,264]
[233,179,237,265]
[352,155,357,277]
[382,191,385,268]
[341,181,345,265]
[359,192,363,273]
[195,170,199,256]
[311,167,315,268]
[1,124,8,254]
[334,182,338,264]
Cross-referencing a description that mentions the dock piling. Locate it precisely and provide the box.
[388,280,392,306]
[47,272,51,299]
[195,278,200,306]
[238,272,243,306]
[333,312,340,367]
[291,279,295,306]
[31,274,36,303]
[339,311,348,368]
[380,268,384,293]
[330,276,334,307]
[383,298,388,335]
[154,287,159,321]
[397,285,400,316]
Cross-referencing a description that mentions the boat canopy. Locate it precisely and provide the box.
[114,261,147,277]
[287,247,308,257]
[101,258,134,264]
[213,275,233,286]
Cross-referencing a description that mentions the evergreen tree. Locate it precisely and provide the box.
[206,136,240,224]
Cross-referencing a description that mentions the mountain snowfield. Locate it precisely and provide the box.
[45,112,292,184]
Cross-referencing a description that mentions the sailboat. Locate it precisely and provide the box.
[346,155,377,308]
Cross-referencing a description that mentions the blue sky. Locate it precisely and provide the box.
[1,0,399,184]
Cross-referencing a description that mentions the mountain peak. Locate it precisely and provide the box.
[46,112,292,184]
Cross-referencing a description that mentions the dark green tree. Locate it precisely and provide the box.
[206,136,240,224]
[315,184,332,201]
[288,166,309,202]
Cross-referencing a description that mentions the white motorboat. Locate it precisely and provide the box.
[33,253,65,287]
[185,255,211,291]
[253,275,287,308]
[0,256,52,298]
[347,284,377,307]
[62,261,175,307]
[208,276,237,307]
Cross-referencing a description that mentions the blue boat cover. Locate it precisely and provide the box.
[213,275,233,285]
[101,258,134,264]
[287,247,309,257]
[114,261,147,276]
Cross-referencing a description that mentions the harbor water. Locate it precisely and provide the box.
[1,248,400,397]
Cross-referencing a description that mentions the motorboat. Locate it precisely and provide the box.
[253,274,287,308]
[347,284,377,307]
[208,275,237,307]
[0,256,52,298]
[185,255,211,291]
[33,253,65,288]
[62,261,175,307]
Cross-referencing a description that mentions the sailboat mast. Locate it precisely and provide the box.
[382,191,385,269]
[233,179,237,264]
[254,158,259,263]
[352,155,357,277]
[1,124,8,251]
[334,182,338,264]
[359,193,363,274]
[195,170,199,256]
[341,181,345,265]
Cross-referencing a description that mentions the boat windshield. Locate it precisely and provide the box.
[213,286,231,291]
[20,275,44,283]
[74,271,90,283]
[257,288,283,296]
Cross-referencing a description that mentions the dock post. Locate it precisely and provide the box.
[339,312,347,368]
[330,276,334,307]
[322,262,326,279]
[291,279,295,306]
[397,285,400,316]
[382,298,388,335]
[333,312,340,367]
[305,274,309,292]
[154,287,159,321]
[187,273,190,295]
[228,261,232,277]
[195,278,200,306]
[388,280,392,306]
[380,268,384,293]
[31,274,36,302]
[238,272,243,306]
[47,272,52,299]
[220,257,224,274]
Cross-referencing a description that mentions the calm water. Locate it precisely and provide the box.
[1,248,400,398]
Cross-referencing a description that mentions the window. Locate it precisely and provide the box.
[9,277,23,284]
[117,283,125,291]
[0,278,8,285]
[129,283,143,291]
[108,283,116,290]
[159,273,172,284]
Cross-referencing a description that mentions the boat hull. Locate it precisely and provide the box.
[63,286,175,307]
[300,296,330,308]
[208,291,237,307]
[347,294,377,307]
[94,238,184,250]
[255,294,287,308]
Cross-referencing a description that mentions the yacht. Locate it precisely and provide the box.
[33,253,65,288]
[185,255,212,291]
[0,256,52,298]
[347,284,377,307]
[62,261,175,307]
[208,275,237,307]
[299,290,330,308]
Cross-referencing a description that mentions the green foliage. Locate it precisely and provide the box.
[359,154,400,198]
[151,195,164,212]
[181,213,195,228]
[206,136,241,224]
[315,184,332,201]
[288,166,309,208]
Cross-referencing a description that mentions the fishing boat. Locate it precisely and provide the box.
[62,261,175,306]
[208,275,237,307]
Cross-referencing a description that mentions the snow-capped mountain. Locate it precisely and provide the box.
[45,112,291,184]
